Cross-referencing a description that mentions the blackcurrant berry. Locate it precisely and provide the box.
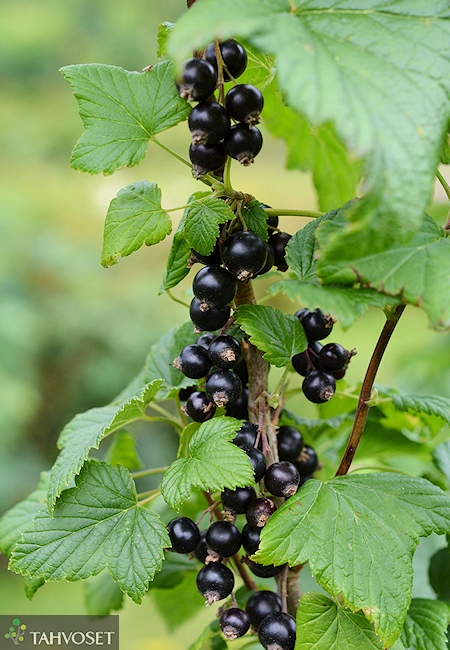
[192,265,237,309]
[173,344,211,379]
[205,39,248,81]
[225,385,249,419]
[178,58,217,102]
[258,612,296,650]
[291,341,323,376]
[208,335,241,369]
[167,516,201,554]
[256,242,275,276]
[246,497,276,528]
[192,240,222,265]
[224,123,263,166]
[247,560,286,579]
[319,342,351,371]
[196,562,235,605]
[222,231,268,280]
[189,142,227,179]
[178,385,196,401]
[193,530,209,563]
[222,486,256,515]
[277,426,304,462]
[225,84,264,125]
[188,101,230,145]
[241,523,261,555]
[264,461,300,498]
[233,357,249,384]
[196,333,216,349]
[267,216,279,230]
[294,445,319,478]
[268,231,291,272]
[240,445,266,482]
[302,369,336,403]
[189,297,230,332]
[206,521,242,557]
[332,366,347,380]
[299,309,334,341]
[233,421,261,448]
[220,607,251,639]
[184,391,216,422]
[245,590,282,630]
[205,369,242,407]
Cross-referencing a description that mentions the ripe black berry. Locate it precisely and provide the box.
[298,308,334,341]
[268,231,291,272]
[184,391,216,422]
[222,231,268,280]
[193,530,209,563]
[205,39,248,81]
[188,101,230,145]
[258,612,296,650]
[246,497,276,528]
[240,445,266,482]
[225,386,249,419]
[291,341,322,376]
[196,333,216,349]
[264,461,300,498]
[245,591,282,630]
[192,240,222,265]
[192,265,237,309]
[302,369,336,403]
[178,58,217,102]
[241,523,261,555]
[206,521,242,557]
[208,335,242,369]
[247,560,286,579]
[224,123,263,166]
[220,607,251,639]
[178,385,196,401]
[256,242,275,276]
[167,516,200,554]
[294,445,319,477]
[205,369,242,407]
[233,421,261,448]
[277,426,304,462]
[233,357,249,384]
[189,297,230,332]
[196,562,235,605]
[222,486,256,515]
[332,366,347,380]
[173,344,211,379]
[319,342,351,371]
[225,84,264,125]
[189,142,227,179]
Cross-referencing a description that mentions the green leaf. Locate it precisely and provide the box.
[286,211,339,283]
[0,472,49,557]
[159,230,191,292]
[153,571,204,630]
[399,599,450,650]
[150,553,196,589]
[184,197,234,256]
[61,61,190,174]
[237,43,274,88]
[241,201,269,241]
[10,461,170,604]
[106,431,143,471]
[391,393,450,427]
[295,592,383,650]
[84,571,124,616]
[433,441,450,482]
[188,620,227,650]
[101,181,171,267]
[157,22,174,58]
[161,417,254,511]
[144,321,198,400]
[253,473,450,646]
[178,422,200,460]
[317,215,450,330]
[429,546,450,601]
[234,305,307,367]
[47,379,163,512]
[24,576,45,600]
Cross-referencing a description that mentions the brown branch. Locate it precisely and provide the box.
[335,304,405,476]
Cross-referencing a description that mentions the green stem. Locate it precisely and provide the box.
[166,204,192,213]
[264,208,324,218]
[166,289,190,308]
[151,136,192,168]
[141,415,183,432]
[223,156,233,194]
[271,365,291,400]
[144,404,184,432]
[132,466,168,479]
[138,490,161,506]
[436,169,450,201]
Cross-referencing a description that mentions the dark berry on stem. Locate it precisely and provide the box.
[206,369,242,407]
[196,333,216,349]
[240,445,266,482]
[193,530,209,564]
[178,58,217,102]
[264,461,300,498]
[188,101,230,145]
[190,297,230,332]
[224,123,263,166]
[206,521,242,557]
[294,445,319,477]
[225,385,249,419]
[225,84,264,125]
[189,142,227,179]
[246,497,276,528]
[241,523,261,556]
[205,39,248,81]
[173,344,211,379]
[178,385,196,401]
[222,231,268,280]
[332,366,347,380]
[233,421,261,448]
[167,517,200,554]
[256,242,275,276]
[247,560,286,579]
[302,369,336,404]
[258,612,296,650]
[246,591,282,630]
[277,426,304,462]
[268,231,291,272]
[208,335,242,369]
[220,607,251,639]
[196,562,235,605]
[299,308,334,341]
[291,341,323,376]
[319,342,351,371]
[233,357,249,384]
[222,486,256,515]
[192,240,222,265]
[184,391,216,422]
[192,265,237,309]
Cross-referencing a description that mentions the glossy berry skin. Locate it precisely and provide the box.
[196,333,216,349]
[184,391,216,422]
[197,562,235,605]
[225,84,264,125]
[302,369,336,404]
[264,461,300,498]
[167,517,201,554]
[220,607,251,640]
[319,342,350,371]
[246,591,282,630]
[189,142,227,179]
[193,265,237,308]
[208,335,242,369]
[224,123,263,166]
[206,521,242,557]
[193,530,209,563]
[332,366,347,380]
[247,560,286,579]
[188,101,230,145]
[299,308,334,341]
[246,497,276,528]
[258,612,296,650]
[178,385,196,401]
[241,523,261,555]
[240,445,266,482]
[222,486,256,515]
[222,231,268,280]
[294,445,319,477]
[192,241,222,265]
[268,231,291,272]
[276,426,304,462]
[256,242,275,276]
[225,385,249,419]
[174,344,211,379]
[233,357,249,384]
[205,39,248,81]
[291,341,323,376]
[206,369,242,407]
[233,421,261,448]
[190,297,230,332]
[178,58,217,102]
[267,216,279,230]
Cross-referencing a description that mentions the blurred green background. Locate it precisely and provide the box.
[1,0,449,647]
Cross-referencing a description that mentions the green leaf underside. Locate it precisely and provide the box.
[391,393,450,427]
[10,462,170,604]
[160,230,191,292]
[47,379,163,512]
[0,472,49,557]
[399,599,450,650]
[296,592,383,650]
[161,417,254,511]
[241,201,269,241]
[61,60,190,174]
[253,473,450,646]
[433,441,450,483]
[84,571,124,616]
[169,1,450,279]
[24,576,46,600]
[234,304,307,367]
[101,181,171,267]
[107,430,143,471]
[184,198,234,256]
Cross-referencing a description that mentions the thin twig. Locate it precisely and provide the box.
[132,466,168,479]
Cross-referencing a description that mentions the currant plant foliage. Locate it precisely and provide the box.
[1,1,450,649]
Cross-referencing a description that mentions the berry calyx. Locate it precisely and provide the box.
[225,84,264,125]
[246,497,276,528]
[188,101,230,145]
[189,297,230,332]
[220,607,251,639]
[196,562,235,605]
[298,308,335,341]
[222,486,256,515]
[183,391,216,422]
[268,232,291,272]
[206,521,242,558]
[258,612,296,650]
[167,517,201,554]
[245,590,282,630]
[264,461,300,498]
[205,39,248,81]
[208,335,242,369]
[221,231,268,280]
[178,58,217,102]
[205,369,242,407]
[173,344,211,379]
[224,123,263,166]
[192,265,237,309]
[319,342,352,371]
[189,142,227,179]
[276,426,304,462]
[302,369,336,403]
